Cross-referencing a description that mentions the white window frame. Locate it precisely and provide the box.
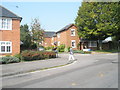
[71,40,76,48]
[58,41,60,46]
[52,37,54,40]
[0,18,12,30]
[88,41,97,47]
[0,41,12,53]
[57,33,60,38]
[71,29,75,36]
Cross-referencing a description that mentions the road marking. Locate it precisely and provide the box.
[98,72,104,77]
[71,82,77,86]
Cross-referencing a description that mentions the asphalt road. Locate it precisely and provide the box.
[2,53,118,88]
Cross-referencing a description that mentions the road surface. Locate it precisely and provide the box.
[2,53,118,88]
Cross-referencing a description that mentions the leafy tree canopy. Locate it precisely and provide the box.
[20,24,32,48]
[31,18,44,50]
[75,2,119,41]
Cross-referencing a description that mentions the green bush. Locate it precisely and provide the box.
[58,44,65,52]
[0,56,20,64]
[68,47,71,52]
[73,50,91,54]
[21,50,56,61]
[73,50,84,54]
[14,54,22,61]
[64,48,68,52]
[45,47,52,50]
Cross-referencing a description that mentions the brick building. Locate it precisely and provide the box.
[0,6,22,55]
[42,31,55,47]
[43,24,98,51]
[55,24,80,50]
[43,24,80,50]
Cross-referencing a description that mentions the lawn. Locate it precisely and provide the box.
[93,49,120,53]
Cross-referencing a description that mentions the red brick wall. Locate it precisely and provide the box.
[0,19,20,55]
[43,37,52,47]
[42,25,80,50]
[57,25,80,50]
[66,25,80,50]
[57,30,67,46]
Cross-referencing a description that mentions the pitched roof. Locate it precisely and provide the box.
[56,24,76,33]
[0,5,22,20]
[44,31,56,38]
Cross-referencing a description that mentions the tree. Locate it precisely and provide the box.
[75,2,119,50]
[20,24,32,49]
[31,18,44,50]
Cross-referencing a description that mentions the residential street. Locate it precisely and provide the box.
[2,53,118,88]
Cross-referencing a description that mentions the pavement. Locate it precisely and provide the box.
[0,53,74,77]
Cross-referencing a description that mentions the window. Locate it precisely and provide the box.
[57,33,60,38]
[88,41,97,47]
[71,29,75,36]
[71,40,76,48]
[0,18,12,30]
[0,41,12,53]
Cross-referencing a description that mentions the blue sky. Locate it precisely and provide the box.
[1,2,81,32]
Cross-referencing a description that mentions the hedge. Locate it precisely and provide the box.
[21,50,56,61]
[0,56,20,64]
[58,44,65,52]
[73,50,91,54]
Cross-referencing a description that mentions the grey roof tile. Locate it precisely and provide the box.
[0,5,22,20]
[44,31,55,38]
[56,24,75,33]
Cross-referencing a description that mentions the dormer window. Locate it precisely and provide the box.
[71,29,75,36]
[0,18,12,30]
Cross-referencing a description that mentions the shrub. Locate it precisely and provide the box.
[73,50,84,54]
[68,47,71,52]
[0,56,20,64]
[45,47,52,50]
[84,51,91,54]
[14,54,22,61]
[64,48,68,52]
[73,50,91,54]
[31,43,37,49]
[21,50,56,61]
[58,44,65,52]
